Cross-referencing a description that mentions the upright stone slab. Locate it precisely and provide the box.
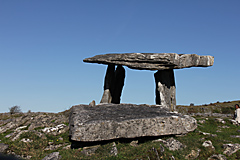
[100,64,126,104]
[69,104,197,142]
[111,65,125,104]
[154,69,176,111]
[100,64,115,103]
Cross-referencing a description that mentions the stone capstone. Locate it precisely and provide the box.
[83,53,214,70]
[69,104,197,142]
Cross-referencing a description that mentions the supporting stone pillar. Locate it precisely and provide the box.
[100,64,115,103]
[111,65,125,104]
[154,69,176,111]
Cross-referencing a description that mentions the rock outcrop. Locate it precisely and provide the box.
[223,143,240,156]
[83,53,214,70]
[69,104,197,142]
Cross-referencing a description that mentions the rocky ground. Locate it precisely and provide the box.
[0,101,240,159]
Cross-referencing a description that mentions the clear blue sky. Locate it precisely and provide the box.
[1,0,239,113]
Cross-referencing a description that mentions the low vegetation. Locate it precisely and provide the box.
[0,101,239,159]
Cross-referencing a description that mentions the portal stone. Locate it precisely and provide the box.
[154,69,176,111]
[111,65,125,104]
[100,64,115,103]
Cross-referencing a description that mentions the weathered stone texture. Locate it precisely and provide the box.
[154,69,176,111]
[69,104,197,142]
[83,53,214,70]
[100,64,125,104]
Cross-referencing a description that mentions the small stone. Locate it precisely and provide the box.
[41,152,61,160]
[170,155,175,160]
[110,142,118,156]
[44,144,63,151]
[152,138,165,143]
[5,132,14,138]
[16,125,27,130]
[81,145,100,156]
[198,120,206,124]
[202,140,215,150]
[215,118,226,124]
[207,154,227,160]
[58,137,63,141]
[185,149,200,160]
[48,142,54,145]
[63,145,71,149]
[130,140,138,147]
[230,135,240,138]
[20,138,33,143]
[159,144,165,153]
[162,138,185,151]
[89,100,96,107]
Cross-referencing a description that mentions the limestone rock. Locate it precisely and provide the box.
[42,152,61,160]
[202,140,215,150]
[159,144,165,153]
[69,104,197,142]
[42,124,67,135]
[89,100,96,107]
[20,138,33,143]
[207,154,227,160]
[185,149,200,160]
[215,118,226,124]
[81,145,100,156]
[230,135,240,138]
[162,138,186,151]
[110,142,118,156]
[223,143,240,156]
[198,120,206,124]
[62,145,71,150]
[83,53,214,70]
[130,140,138,147]
[44,144,64,151]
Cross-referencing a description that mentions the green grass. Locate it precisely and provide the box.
[1,101,240,159]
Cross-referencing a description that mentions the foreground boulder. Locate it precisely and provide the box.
[69,104,197,142]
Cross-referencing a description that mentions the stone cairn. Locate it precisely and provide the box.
[69,53,214,144]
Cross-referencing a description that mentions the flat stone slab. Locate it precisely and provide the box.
[83,53,214,70]
[69,104,197,142]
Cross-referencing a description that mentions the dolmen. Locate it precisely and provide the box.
[69,53,214,144]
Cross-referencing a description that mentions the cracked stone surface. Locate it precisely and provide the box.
[83,53,214,70]
[69,103,197,142]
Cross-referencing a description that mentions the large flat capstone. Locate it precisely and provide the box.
[83,53,214,70]
[69,104,197,142]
